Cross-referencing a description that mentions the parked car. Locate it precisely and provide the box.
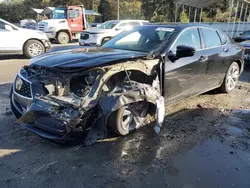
[10,24,243,144]
[240,40,250,64]
[0,18,51,58]
[20,19,37,30]
[79,20,149,46]
[233,30,250,42]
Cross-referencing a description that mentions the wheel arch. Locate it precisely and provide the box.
[234,58,243,73]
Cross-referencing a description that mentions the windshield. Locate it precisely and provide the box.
[53,8,67,19]
[103,27,175,52]
[243,31,250,35]
[98,21,118,29]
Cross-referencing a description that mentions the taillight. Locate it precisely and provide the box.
[242,46,246,51]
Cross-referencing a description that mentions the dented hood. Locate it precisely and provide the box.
[30,48,148,68]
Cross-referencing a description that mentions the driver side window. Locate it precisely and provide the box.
[69,9,80,18]
[172,28,201,53]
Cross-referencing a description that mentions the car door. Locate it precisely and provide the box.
[164,27,208,103]
[0,20,20,52]
[199,28,229,88]
[68,7,82,32]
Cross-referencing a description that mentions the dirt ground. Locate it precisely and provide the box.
[0,52,250,188]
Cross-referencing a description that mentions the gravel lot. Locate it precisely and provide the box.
[0,45,250,188]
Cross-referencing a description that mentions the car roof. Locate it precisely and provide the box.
[147,23,216,30]
[106,20,149,23]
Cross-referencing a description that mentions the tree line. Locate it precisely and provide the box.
[0,0,248,23]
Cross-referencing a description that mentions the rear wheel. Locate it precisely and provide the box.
[219,62,240,93]
[108,101,149,136]
[23,40,45,58]
[57,32,70,44]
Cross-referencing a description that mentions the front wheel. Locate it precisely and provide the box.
[219,62,240,93]
[57,32,70,44]
[23,40,45,58]
[108,101,149,136]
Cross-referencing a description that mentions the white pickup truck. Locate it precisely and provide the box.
[0,18,51,58]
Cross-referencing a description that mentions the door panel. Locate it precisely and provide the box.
[67,7,83,32]
[164,50,207,103]
[200,28,230,87]
[0,22,20,51]
[164,28,208,103]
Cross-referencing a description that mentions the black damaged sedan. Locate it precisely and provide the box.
[10,24,244,144]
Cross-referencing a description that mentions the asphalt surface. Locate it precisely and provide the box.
[0,44,250,188]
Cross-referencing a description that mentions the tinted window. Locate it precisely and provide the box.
[217,30,228,45]
[202,28,221,48]
[172,28,201,51]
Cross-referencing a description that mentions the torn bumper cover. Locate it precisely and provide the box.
[16,96,86,143]
[15,82,165,144]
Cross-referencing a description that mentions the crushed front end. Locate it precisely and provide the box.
[10,59,164,145]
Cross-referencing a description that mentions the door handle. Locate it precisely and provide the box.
[199,55,208,62]
[223,48,229,52]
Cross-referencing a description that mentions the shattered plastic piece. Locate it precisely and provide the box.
[154,96,165,134]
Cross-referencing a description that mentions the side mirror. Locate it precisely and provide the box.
[176,45,195,58]
[5,25,13,31]
[239,33,243,35]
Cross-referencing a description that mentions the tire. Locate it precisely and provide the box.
[219,62,240,93]
[107,101,149,136]
[57,32,70,44]
[23,40,45,58]
[101,37,111,45]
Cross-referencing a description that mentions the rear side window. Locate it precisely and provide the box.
[217,30,228,45]
[201,28,221,48]
[172,28,201,52]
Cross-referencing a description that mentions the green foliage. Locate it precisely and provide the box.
[180,11,189,23]
[119,0,144,20]
[98,0,112,22]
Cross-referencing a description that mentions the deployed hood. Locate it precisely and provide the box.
[30,47,148,68]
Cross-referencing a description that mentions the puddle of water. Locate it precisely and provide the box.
[227,126,244,136]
